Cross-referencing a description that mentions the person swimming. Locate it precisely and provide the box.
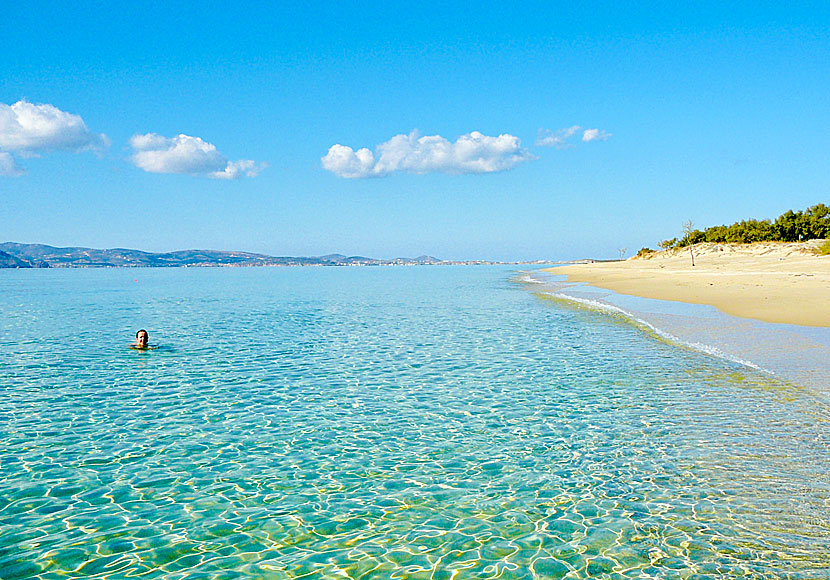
[130,329,155,350]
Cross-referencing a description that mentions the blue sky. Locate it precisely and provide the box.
[1,2,828,260]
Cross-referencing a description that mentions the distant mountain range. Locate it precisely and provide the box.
[0,242,472,268]
[0,249,47,268]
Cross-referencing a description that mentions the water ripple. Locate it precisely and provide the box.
[1,266,828,578]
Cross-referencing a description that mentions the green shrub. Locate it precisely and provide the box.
[665,204,829,247]
[816,240,830,255]
[676,229,705,247]
[636,247,656,258]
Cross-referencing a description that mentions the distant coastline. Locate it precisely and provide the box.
[0,242,566,269]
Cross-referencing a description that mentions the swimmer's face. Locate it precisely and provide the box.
[136,331,149,347]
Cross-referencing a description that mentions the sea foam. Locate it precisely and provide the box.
[520,268,830,394]
[544,291,767,372]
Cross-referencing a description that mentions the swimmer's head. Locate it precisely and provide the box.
[136,329,149,347]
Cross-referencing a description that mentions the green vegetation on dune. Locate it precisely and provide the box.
[659,204,829,249]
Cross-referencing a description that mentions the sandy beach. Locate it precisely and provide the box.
[552,240,830,327]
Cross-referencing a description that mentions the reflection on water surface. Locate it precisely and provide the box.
[1,266,828,578]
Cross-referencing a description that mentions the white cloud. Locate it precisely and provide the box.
[322,144,376,179]
[0,100,107,153]
[322,130,535,178]
[0,152,24,177]
[130,133,225,174]
[0,100,108,176]
[535,126,581,148]
[582,128,612,142]
[129,133,264,179]
[210,159,267,180]
[536,126,612,148]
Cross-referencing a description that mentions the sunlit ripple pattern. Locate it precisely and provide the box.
[1,266,829,579]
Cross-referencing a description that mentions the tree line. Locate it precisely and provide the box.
[659,203,829,249]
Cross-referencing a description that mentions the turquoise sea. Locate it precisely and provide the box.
[1,266,829,579]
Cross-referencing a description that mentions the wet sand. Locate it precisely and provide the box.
[551,241,830,327]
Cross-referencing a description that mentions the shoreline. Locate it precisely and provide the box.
[548,241,830,327]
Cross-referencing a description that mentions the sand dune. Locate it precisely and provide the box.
[551,240,830,326]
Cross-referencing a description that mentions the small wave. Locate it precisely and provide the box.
[515,272,547,284]
[545,292,769,373]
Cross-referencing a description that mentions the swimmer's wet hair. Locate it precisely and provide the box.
[136,329,148,338]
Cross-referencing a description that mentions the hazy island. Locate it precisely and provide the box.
[0,242,557,269]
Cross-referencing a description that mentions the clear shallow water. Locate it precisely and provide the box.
[525,269,830,396]
[1,266,829,579]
